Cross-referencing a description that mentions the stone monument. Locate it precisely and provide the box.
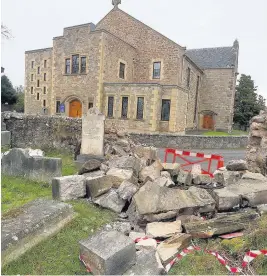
[80,107,105,159]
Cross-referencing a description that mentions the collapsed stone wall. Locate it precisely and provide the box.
[3,112,248,151]
[246,111,267,175]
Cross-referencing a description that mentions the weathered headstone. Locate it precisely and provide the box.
[81,108,105,156]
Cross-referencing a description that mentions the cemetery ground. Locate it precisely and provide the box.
[1,149,267,275]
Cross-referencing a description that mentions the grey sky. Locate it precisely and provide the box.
[2,0,267,97]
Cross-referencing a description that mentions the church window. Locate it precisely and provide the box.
[161,99,171,121]
[44,60,47,68]
[43,87,46,94]
[56,100,61,113]
[37,93,40,100]
[72,55,79,74]
[81,57,86,73]
[37,80,40,87]
[108,96,114,118]
[153,62,161,79]
[186,67,191,88]
[88,102,93,109]
[31,74,34,81]
[43,100,46,107]
[121,97,128,119]
[31,61,34,68]
[31,87,34,94]
[119,62,125,79]
[37,67,40,74]
[44,73,46,81]
[65,59,70,74]
[136,97,144,120]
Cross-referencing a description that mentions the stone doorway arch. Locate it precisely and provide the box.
[62,95,83,118]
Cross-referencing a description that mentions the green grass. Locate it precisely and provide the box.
[2,200,115,275]
[204,130,248,136]
[1,175,51,214]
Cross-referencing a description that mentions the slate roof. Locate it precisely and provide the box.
[185,46,237,69]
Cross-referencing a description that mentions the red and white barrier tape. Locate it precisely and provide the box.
[174,150,222,160]
[242,250,267,267]
[134,236,161,243]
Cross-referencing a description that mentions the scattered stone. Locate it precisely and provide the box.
[193,174,213,185]
[124,249,166,275]
[257,204,267,214]
[2,199,75,266]
[117,180,138,201]
[108,156,142,176]
[136,238,157,250]
[100,163,109,173]
[107,168,138,187]
[112,145,127,156]
[213,170,225,185]
[83,170,105,179]
[211,188,240,211]
[93,189,126,213]
[134,146,157,163]
[161,163,180,176]
[144,211,177,222]
[108,221,132,235]
[215,170,243,186]
[161,171,171,178]
[78,159,101,175]
[146,221,182,238]
[177,169,193,186]
[191,164,202,176]
[139,160,163,182]
[176,215,202,224]
[129,231,146,241]
[157,233,192,265]
[85,176,113,199]
[52,175,85,201]
[226,160,248,171]
[242,171,267,181]
[184,209,259,238]
[154,177,175,188]
[2,148,62,183]
[79,230,136,275]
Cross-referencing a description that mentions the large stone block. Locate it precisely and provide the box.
[177,170,193,185]
[2,199,75,266]
[2,148,62,183]
[85,176,113,199]
[117,180,138,201]
[79,230,136,275]
[108,156,142,176]
[226,160,248,171]
[52,175,85,201]
[146,221,182,238]
[106,168,137,187]
[211,188,240,211]
[1,131,11,146]
[139,160,163,182]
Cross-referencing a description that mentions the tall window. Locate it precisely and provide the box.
[119,62,125,79]
[56,100,61,113]
[153,62,161,79]
[37,67,40,74]
[186,67,191,88]
[31,61,34,68]
[121,97,128,119]
[43,87,46,94]
[161,99,171,121]
[194,76,200,122]
[44,60,47,68]
[43,100,46,107]
[108,96,114,118]
[37,93,40,100]
[81,57,86,73]
[72,55,79,74]
[44,73,46,81]
[88,102,93,109]
[65,59,70,74]
[37,80,40,87]
[136,97,144,120]
[31,74,34,81]
[31,87,34,94]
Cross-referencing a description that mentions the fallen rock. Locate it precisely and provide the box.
[129,231,146,241]
[93,189,126,213]
[79,230,136,275]
[106,221,132,235]
[154,177,175,188]
[214,170,243,186]
[177,170,193,185]
[100,163,109,173]
[144,211,177,222]
[157,233,192,265]
[136,238,157,250]
[85,176,113,199]
[107,168,138,187]
[193,174,213,185]
[161,171,171,178]
[108,156,142,176]
[211,188,240,211]
[117,180,138,201]
[161,163,180,177]
[52,175,85,201]
[83,170,105,179]
[242,171,267,181]
[78,159,101,175]
[191,164,202,176]
[226,160,248,171]
[134,146,157,163]
[257,204,267,214]
[184,209,259,238]
[124,249,166,275]
[112,145,127,156]
[176,215,202,224]
[139,160,163,182]
[146,221,182,238]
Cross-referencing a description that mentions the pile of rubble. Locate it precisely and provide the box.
[52,141,267,275]
[246,110,267,175]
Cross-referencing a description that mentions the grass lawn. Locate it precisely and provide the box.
[204,130,248,136]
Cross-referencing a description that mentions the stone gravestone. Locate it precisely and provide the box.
[81,108,105,156]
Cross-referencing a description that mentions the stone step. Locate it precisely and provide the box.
[1,199,75,266]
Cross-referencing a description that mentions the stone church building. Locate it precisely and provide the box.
[25,0,239,134]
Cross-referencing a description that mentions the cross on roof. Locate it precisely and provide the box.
[112,0,121,9]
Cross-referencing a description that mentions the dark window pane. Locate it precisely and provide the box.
[153,62,161,79]
[121,97,128,119]
[31,87,34,94]
[37,67,40,74]
[31,61,34,68]
[161,99,171,121]
[187,67,191,87]
[56,101,61,113]
[81,57,86,73]
[43,87,46,94]
[37,93,40,100]
[108,96,114,118]
[72,55,79,74]
[37,80,40,87]
[44,60,47,68]
[119,62,125,79]
[136,97,144,120]
[65,59,70,74]
[88,102,93,109]
[43,100,46,107]
[44,73,46,81]
[31,74,33,81]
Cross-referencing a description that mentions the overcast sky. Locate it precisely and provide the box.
[2,0,267,97]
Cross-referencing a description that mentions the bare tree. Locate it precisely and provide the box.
[1,24,12,39]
